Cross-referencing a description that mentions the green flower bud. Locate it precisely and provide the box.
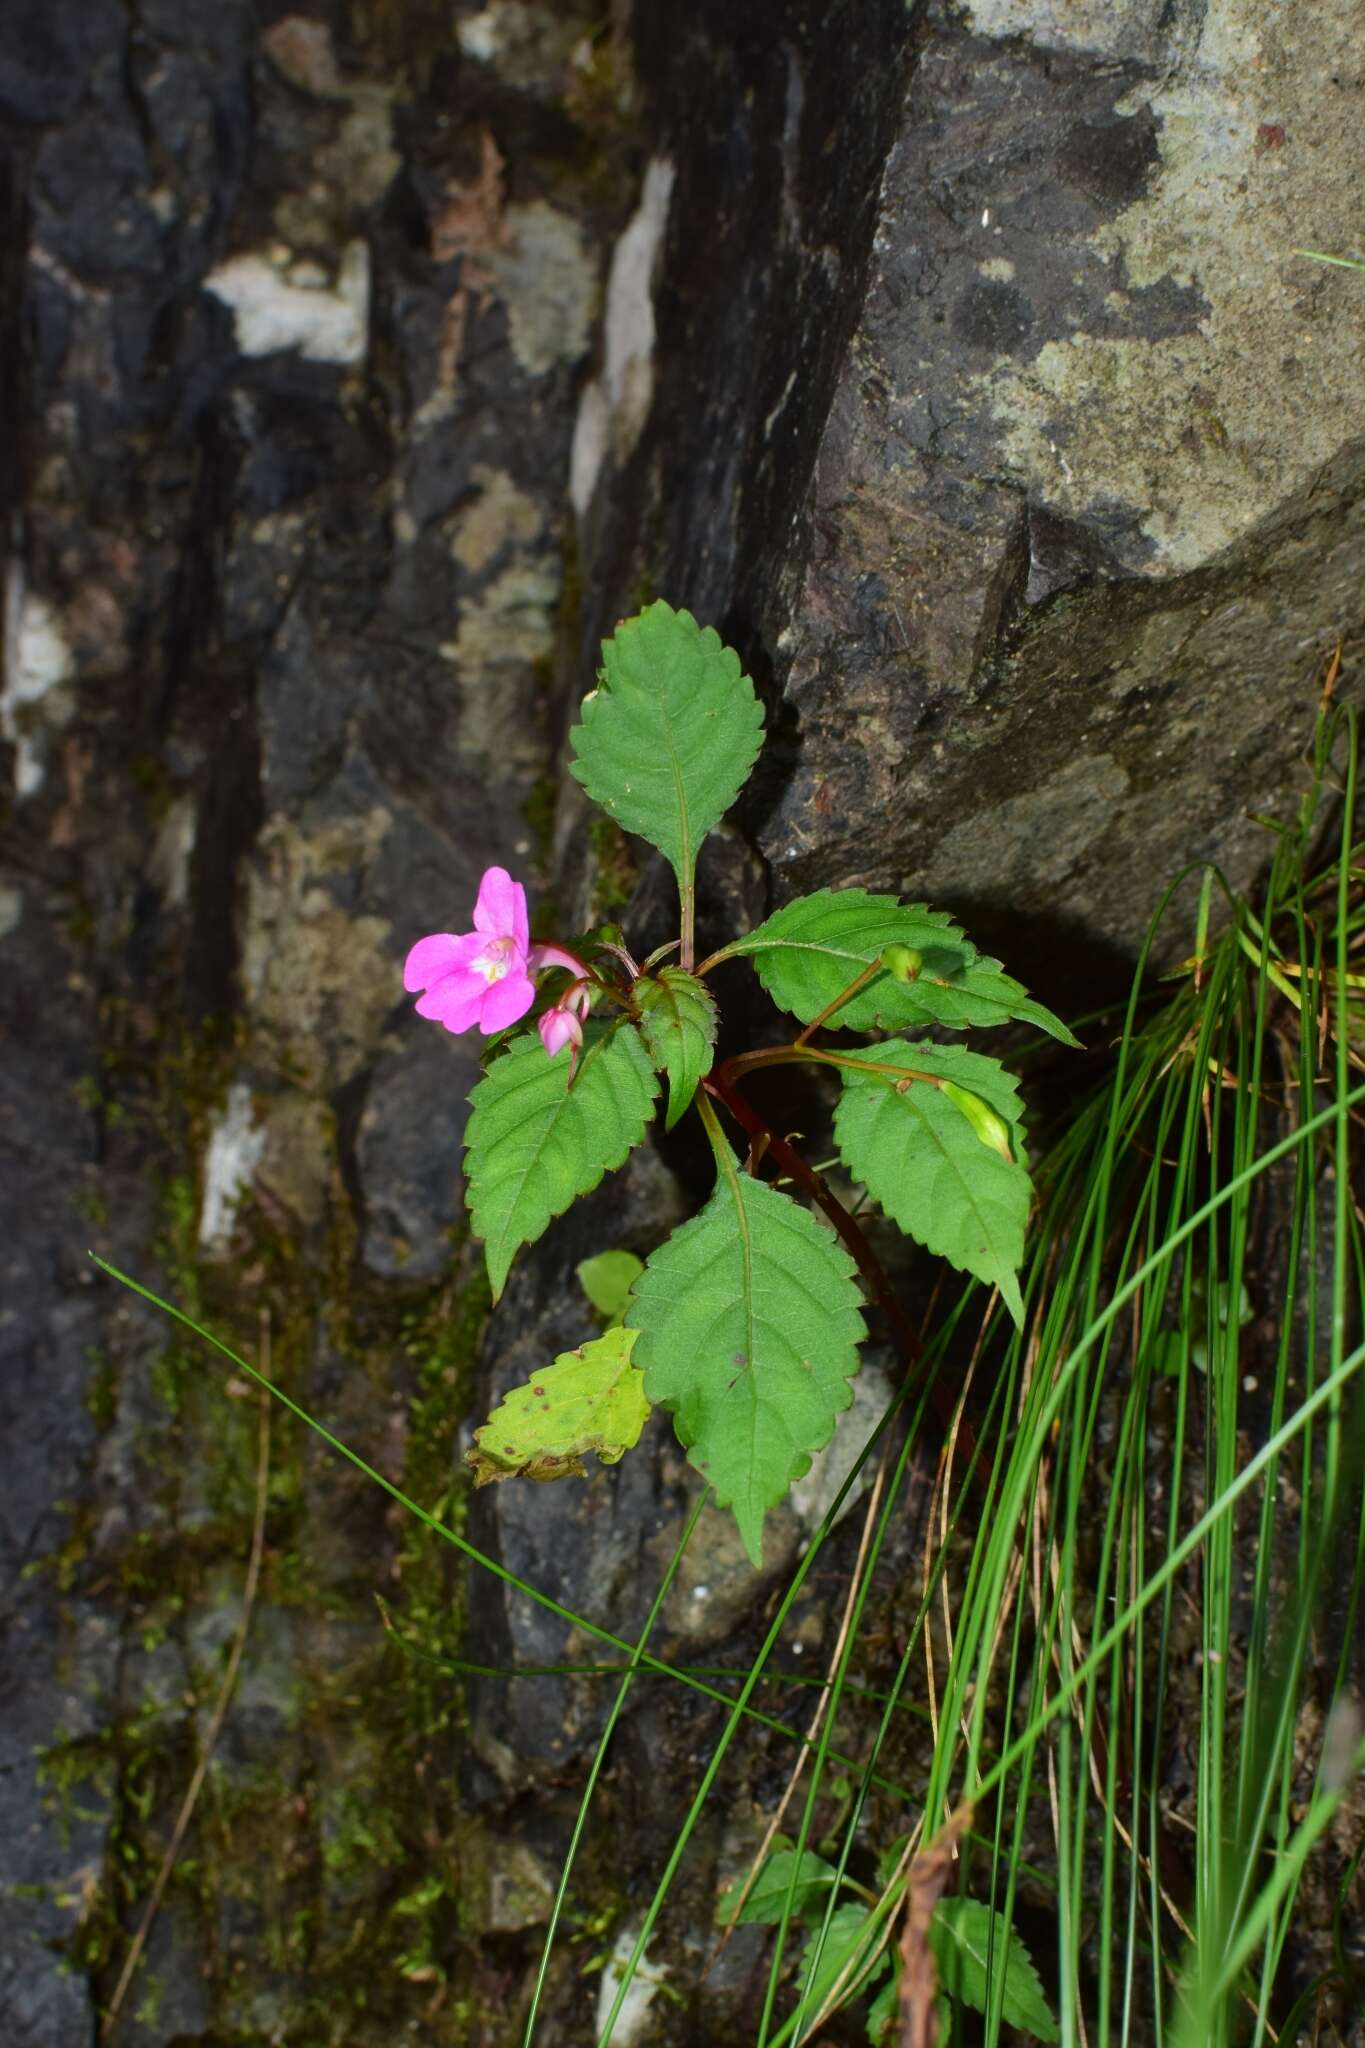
[941,1081,1013,1162]
[881,944,924,983]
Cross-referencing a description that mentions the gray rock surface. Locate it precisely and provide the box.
[0,882,112,2046]
[748,0,1365,985]
[1,0,647,2037]
[572,0,1363,995]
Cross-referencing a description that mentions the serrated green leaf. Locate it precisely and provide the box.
[568,599,764,895]
[465,1328,649,1484]
[635,966,718,1128]
[798,1903,890,2020]
[627,1172,866,1565]
[850,1040,1026,1136]
[719,888,976,1031]
[466,1024,658,1299]
[577,1249,645,1324]
[833,1042,1031,1325]
[718,889,1075,1043]
[715,1840,839,1929]
[904,955,1079,1046]
[930,1898,1059,2041]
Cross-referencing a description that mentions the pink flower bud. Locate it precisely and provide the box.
[538,980,592,1064]
[539,1001,585,1060]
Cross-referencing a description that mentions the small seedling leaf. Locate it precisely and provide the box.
[577,1249,645,1325]
[930,1898,1059,2041]
[798,1903,890,2023]
[636,966,718,1128]
[715,1840,839,1928]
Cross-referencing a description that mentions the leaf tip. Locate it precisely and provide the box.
[735,1504,765,1570]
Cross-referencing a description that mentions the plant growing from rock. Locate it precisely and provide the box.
[405,600,1077,1563]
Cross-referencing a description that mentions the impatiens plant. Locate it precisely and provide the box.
[406,600,1077,1563]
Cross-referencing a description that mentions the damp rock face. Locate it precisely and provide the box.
[750,0,1365,991]
[573,0,1364,996]
[1,1,641,2039]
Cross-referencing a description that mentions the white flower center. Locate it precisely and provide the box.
[475,936,514,985]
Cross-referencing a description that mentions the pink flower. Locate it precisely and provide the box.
[403,867,536,1035]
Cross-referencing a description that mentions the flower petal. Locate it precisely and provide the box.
[478,967,536,1033]
[415,977,487,1032]
[404,930,480,993]
[527,942,585,978]
[472,867,527,950]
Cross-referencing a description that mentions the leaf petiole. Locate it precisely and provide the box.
[793,959,886,1041]
[681,877,696,974]
[719,1043,945,1091]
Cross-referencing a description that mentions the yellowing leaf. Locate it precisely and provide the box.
[465,1327,650,1485]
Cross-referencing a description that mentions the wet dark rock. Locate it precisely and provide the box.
[575,2,1360,1005]
[0,882,110,2046]
[357,1025,482,1279]
[0,0,124,128]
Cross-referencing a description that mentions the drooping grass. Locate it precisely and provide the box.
[734,697,1365,2048]
[97,700,1365,2044]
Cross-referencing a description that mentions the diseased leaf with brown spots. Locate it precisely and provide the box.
[465,1328,649,1485]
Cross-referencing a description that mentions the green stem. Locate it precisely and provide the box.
[720,1044,944,1090]
[793,958,885,1040]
